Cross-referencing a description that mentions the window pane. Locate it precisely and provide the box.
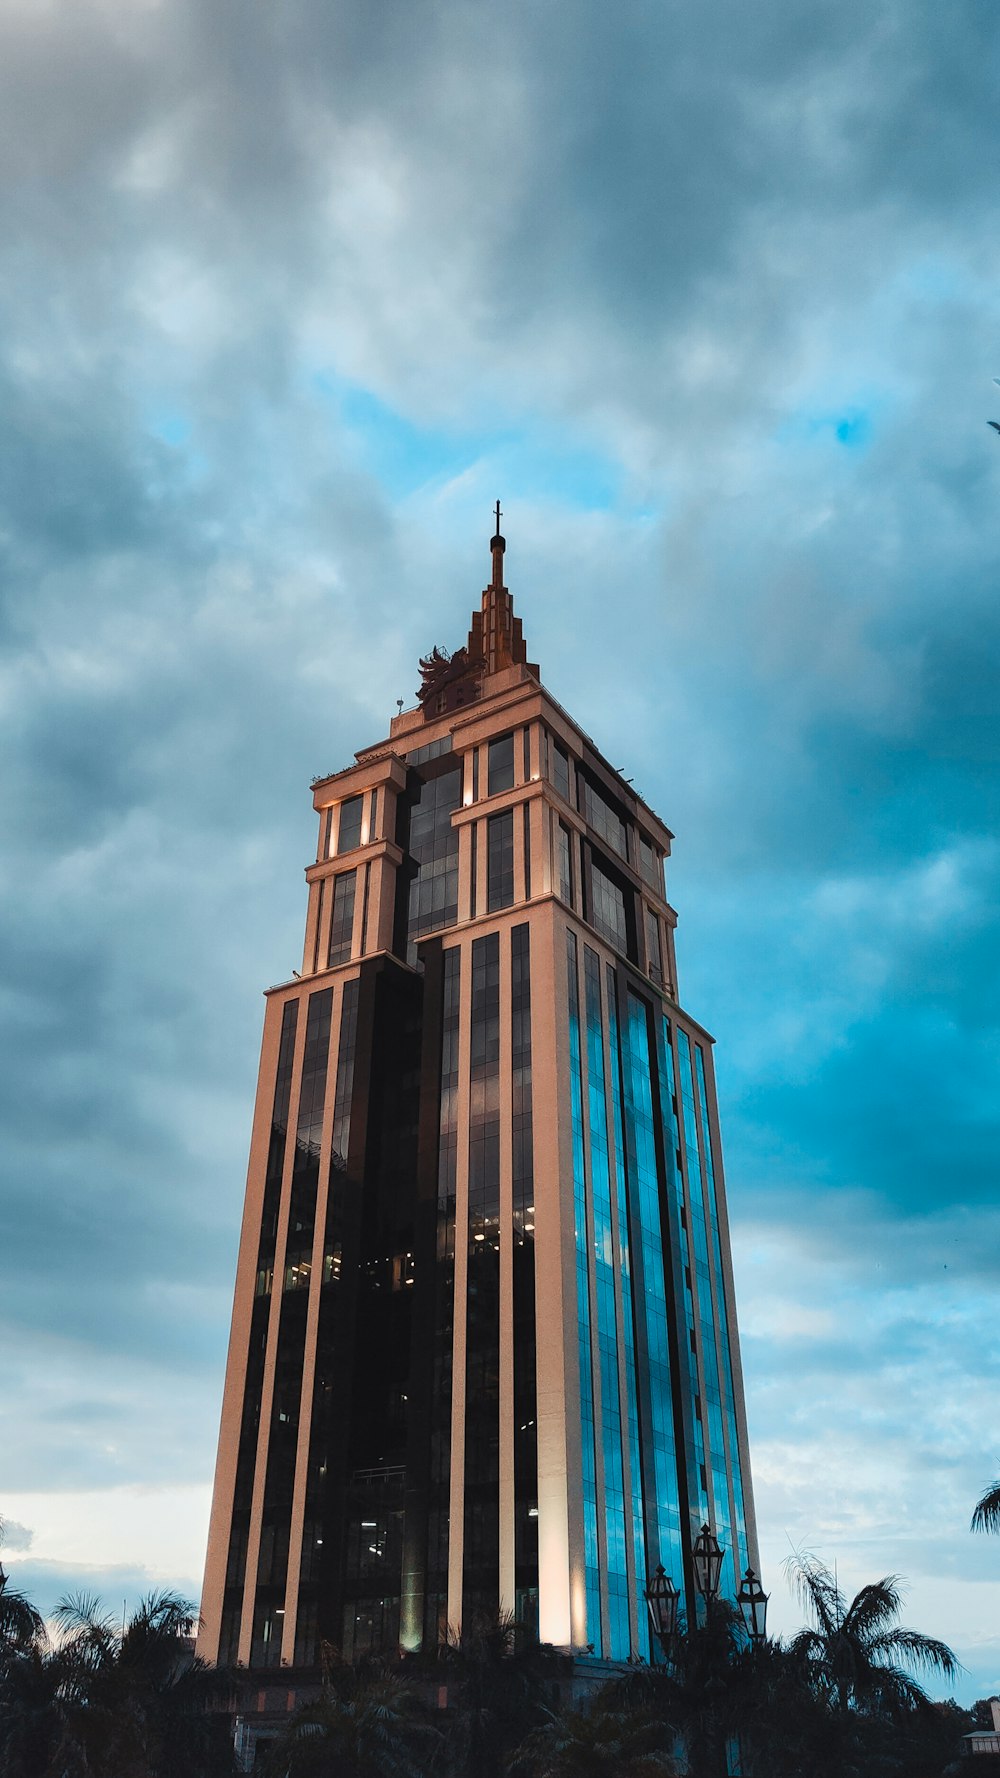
[488,734,515,795]
[338,796,364,854]
[645,906,663,983]
[328,871,357,965]
[580,775,629,862]
[551,742,570,802]
[558,822,573,905]
[487,810,515,911]
[589,857,628,954]
[405,762,462,950]
[639,834,663,892]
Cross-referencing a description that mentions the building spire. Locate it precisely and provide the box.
[490,498,505,591]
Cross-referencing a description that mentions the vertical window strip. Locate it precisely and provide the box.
[606,968,648,1658]
[253,988,333,1663]
[321,807,333,862]
[406,763,462,950]
[657,1021,707,1536]
[523,802,532,900]
[566,930,602,1650]
[511,926,538,1635]
[327,872,357,967]
[226,1000,299,1637]
[312,877,327,975]
[487,810,515,911]
[463,933,502,1624]
[470,820,478,919]
[522,725,531,782]
[337,795,364,854]
[583,948,630,1659]
[425,948,461,1647]
[488,733,515,794]
[622,994,684,1594]
[558,822,573,907]
[472,747,480,802]
[694,1043,749,1576]
[645,906,663,985]
[676,1030,732,1586]
[294,977,359,1665]
[330,980,360,1167]
[360,862,371,955]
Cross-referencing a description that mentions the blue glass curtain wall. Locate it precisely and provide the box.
[606,967,649,1659]
[619,991,685,1605]
[583,948,631,1659]
[694,1044,749,1575]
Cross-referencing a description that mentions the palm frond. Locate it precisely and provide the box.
[784,1553,843,1637]
[872,1626,958,1680]
[971,1480,1000,1534]
[843,1577,904,1637]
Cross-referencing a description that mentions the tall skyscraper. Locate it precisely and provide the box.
[197,520,757,1678]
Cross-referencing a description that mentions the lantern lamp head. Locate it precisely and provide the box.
[736,1566,769,1643]
[643,1564,681,1645]
[692,1523,725,1599]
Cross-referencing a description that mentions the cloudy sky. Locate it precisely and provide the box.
[1,0,998,1703]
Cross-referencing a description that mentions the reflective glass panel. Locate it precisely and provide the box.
[338,795,363,854]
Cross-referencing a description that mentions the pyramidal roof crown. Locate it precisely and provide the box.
[416,508,539,717]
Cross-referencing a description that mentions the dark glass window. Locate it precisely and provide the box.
[488,733,515,795]
[558,822,573,906]
[639,834,662,892]
[522,727,531,780]
[511,925,538,1620]
[328,872,356,966]
[338,795,364,854]
[551,741,570,802]
[487,810,515,911]
[580,775,629,862]
[472,748,480,801]
[590,857,628,953]
[645,906,663,983]
[523,803,532,899]
[464,933,501,1624]
[406,763,462,950]
[408,735,453,765]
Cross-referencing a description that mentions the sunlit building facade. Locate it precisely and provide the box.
[197,524,757,1673]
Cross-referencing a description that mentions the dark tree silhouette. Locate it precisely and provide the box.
[972,1479,1000,1534]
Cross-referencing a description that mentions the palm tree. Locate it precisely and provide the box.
[509,1700,678,1777]
[439,1612,551,1778]
[262,1656,439,1777]
[0,1583,235,1778]
[0,1566,44,1662]
[972,1479,1000,1534]
[786,1555,957,1718]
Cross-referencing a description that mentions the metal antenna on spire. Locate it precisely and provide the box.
[494,499,502,537]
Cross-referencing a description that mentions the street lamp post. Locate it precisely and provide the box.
[736,1566,769,1643]
[644,1564,681,1660]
